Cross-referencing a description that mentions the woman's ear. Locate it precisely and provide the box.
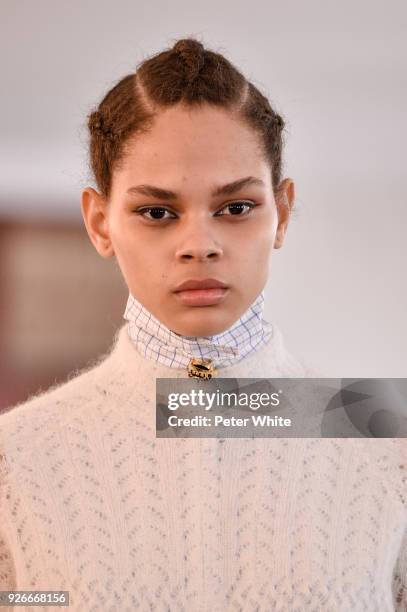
[274,178,295,249]
[81,187,115,258]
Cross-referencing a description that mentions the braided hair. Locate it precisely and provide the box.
[87,37,286,197]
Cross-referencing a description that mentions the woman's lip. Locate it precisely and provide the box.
[173,287,229,306]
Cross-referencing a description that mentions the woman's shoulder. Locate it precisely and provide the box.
[0,323,135,421]
[0,354,135,490]
[0,328,127,438]
[0,360,100,437]
[0,367,96,485]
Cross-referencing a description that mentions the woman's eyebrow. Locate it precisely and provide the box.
[126,176,265,200]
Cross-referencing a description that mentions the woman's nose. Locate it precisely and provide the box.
[176,244,223,261]
[175,229,223,261]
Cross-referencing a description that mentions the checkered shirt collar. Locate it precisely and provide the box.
[123,290,273,370]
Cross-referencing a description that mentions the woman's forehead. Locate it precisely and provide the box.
[124,105,263,157]
[113,107,270,195]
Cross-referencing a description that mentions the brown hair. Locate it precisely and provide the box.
[87,37,286,198]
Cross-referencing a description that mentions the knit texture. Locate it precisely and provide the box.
[0,323,406,612]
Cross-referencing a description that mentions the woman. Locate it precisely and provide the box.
[0,38,405,611]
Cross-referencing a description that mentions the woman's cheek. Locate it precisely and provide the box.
[253,227,274,260]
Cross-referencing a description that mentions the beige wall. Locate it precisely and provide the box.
[0,221,128,411]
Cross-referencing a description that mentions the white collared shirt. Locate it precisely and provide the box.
[123,290,274,370]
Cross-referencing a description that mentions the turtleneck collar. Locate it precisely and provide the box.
[123,290,274,371]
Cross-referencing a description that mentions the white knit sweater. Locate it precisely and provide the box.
[0,323,406,611]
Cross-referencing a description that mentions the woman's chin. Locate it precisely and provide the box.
[169,308,237,337]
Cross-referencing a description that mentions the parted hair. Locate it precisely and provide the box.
[87,37,286,198]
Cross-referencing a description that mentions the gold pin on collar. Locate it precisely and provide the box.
[187,357,217,379]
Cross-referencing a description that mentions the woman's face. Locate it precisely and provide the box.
[82,103,294,336]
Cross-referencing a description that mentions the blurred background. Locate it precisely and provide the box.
[1,0,406,411]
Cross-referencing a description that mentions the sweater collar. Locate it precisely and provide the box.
[123,290,273,370]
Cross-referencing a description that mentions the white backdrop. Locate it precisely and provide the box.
[1,0,406,376]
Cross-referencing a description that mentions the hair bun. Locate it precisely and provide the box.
[173,38,204,56]
[172,38,205,81]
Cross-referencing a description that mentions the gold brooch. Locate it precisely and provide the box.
[187,357,217,379]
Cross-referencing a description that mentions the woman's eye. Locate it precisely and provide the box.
[133,201,257,222]
[134,207,176,221]
[216,201,257,216]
